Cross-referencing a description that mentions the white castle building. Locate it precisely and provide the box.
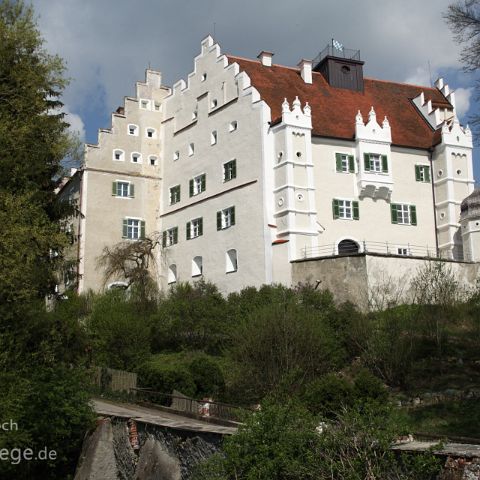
[58,37,480,304]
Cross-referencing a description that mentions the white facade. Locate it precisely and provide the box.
[65,37,477,295]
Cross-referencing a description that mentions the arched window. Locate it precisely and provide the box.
[192,256,203,277]
[337,239,359,255]
[168,265,177,284]
[226,249,238,273]
[146,127,156,139]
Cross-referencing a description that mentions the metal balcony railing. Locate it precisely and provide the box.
[301,241,470,262]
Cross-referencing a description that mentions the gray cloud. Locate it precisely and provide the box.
[32,0,465,135]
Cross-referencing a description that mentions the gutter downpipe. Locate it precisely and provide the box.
[429,147,440,258]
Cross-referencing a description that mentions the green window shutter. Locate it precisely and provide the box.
[231,207,235,225]
[162,231,167,247]
[332,199,340,219]
[189,179,194,196]
[186,222,191,240]
[232,160,237,179]
[201,175,206,191]
[425,166,431,182]
[363,153,370,171]
[353,201,359,220]
[415,165,420,181]
[217,211,222,230]
[122,219,128,238]
[112,181,117,196]
[173,227,178,244]
[391,204,398,224]
[410,205,417,225]
[335,153,342,172]
[140,221,146,239]
[129,183,135,198]
[198,218,203,236]
[348,155,355,173]
[381,155,388,173]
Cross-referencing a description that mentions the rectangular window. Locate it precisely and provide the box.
[332,199,359,220]
[186,217,203,240]
[223,160,237,182]
[189,174,206,196]
[122,218,145,240]
[415,165,431,182]
[169,185,181,205]
[162,227,178,247]
[217,206,236,230]
[188,143,194,156]
[391,204,417,225]
[364,153,388,173]
[397,246,410,256]
[335,153,355,173]
[112,181,134,198]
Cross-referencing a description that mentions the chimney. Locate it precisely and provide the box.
[297,59,312,84]
[257,50,274,67]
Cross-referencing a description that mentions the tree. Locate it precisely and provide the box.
[97,233,161,304]
[445,1,480,137]
[0,2,93,478]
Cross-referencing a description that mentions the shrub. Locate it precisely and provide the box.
[353,368,388,404]
[302,374,354,418]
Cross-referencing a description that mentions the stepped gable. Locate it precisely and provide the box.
[227,55,452,150]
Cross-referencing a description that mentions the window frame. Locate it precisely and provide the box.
[122,217,145,240]
[229,121,238,132]
[131,152,142,164]
[186,217,203,240]
[169,185,181,205]
[217,206,236,230]
[364,152,388,173]
[415,164,431,183]
[223,159,237,182]
[189,173,206,197]
[113,149,125,162]
[335,153,355,173]
[146,127,157,139]
[226,249,238,273]
[332,198,359,220]
[162,226,178,247]
[391,203,417,226]
[128,124,139,136]
[112,180,134,198]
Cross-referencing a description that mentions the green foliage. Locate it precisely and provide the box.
[194,400,441,480]
[138,351,225,398]
[86,290,151,370]
[228,289,345,403]
[151,280,229,354]
[194,400,320,480]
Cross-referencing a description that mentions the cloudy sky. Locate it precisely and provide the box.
[32,0,479,177]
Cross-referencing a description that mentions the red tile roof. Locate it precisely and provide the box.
[227,55,451,150]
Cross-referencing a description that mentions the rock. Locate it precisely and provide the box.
[134,436,181,480]
[74,418,119,480]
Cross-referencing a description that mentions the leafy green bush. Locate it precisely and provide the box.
[302,374,354,418]
[353,368,388,403]
[138,352,226,399]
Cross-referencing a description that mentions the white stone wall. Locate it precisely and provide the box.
[158,37,272,294]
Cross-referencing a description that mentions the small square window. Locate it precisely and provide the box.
[128,124,139,136]
[229,121,238,132]
[154,102,161,111]
[131,153,142,163]
[113,149,124,161]
[397,247,410,256]
[146,128,156,138]
[149,156,158,166]
[140,100,149,109]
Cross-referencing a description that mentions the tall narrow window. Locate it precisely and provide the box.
[168,264,177,284]
[189,174,206,196]
[169,185,181,205]
[211,130,217,145]
[186,217,203,240]
[217,206,235,230]
[162,227,178,247]
[223,160,237,182]
[226,249,238,273]
[188,143,194,156]
[173,150,180,161]
[192,256,203,277]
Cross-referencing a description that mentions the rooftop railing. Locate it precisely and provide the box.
[312,45,361,69]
